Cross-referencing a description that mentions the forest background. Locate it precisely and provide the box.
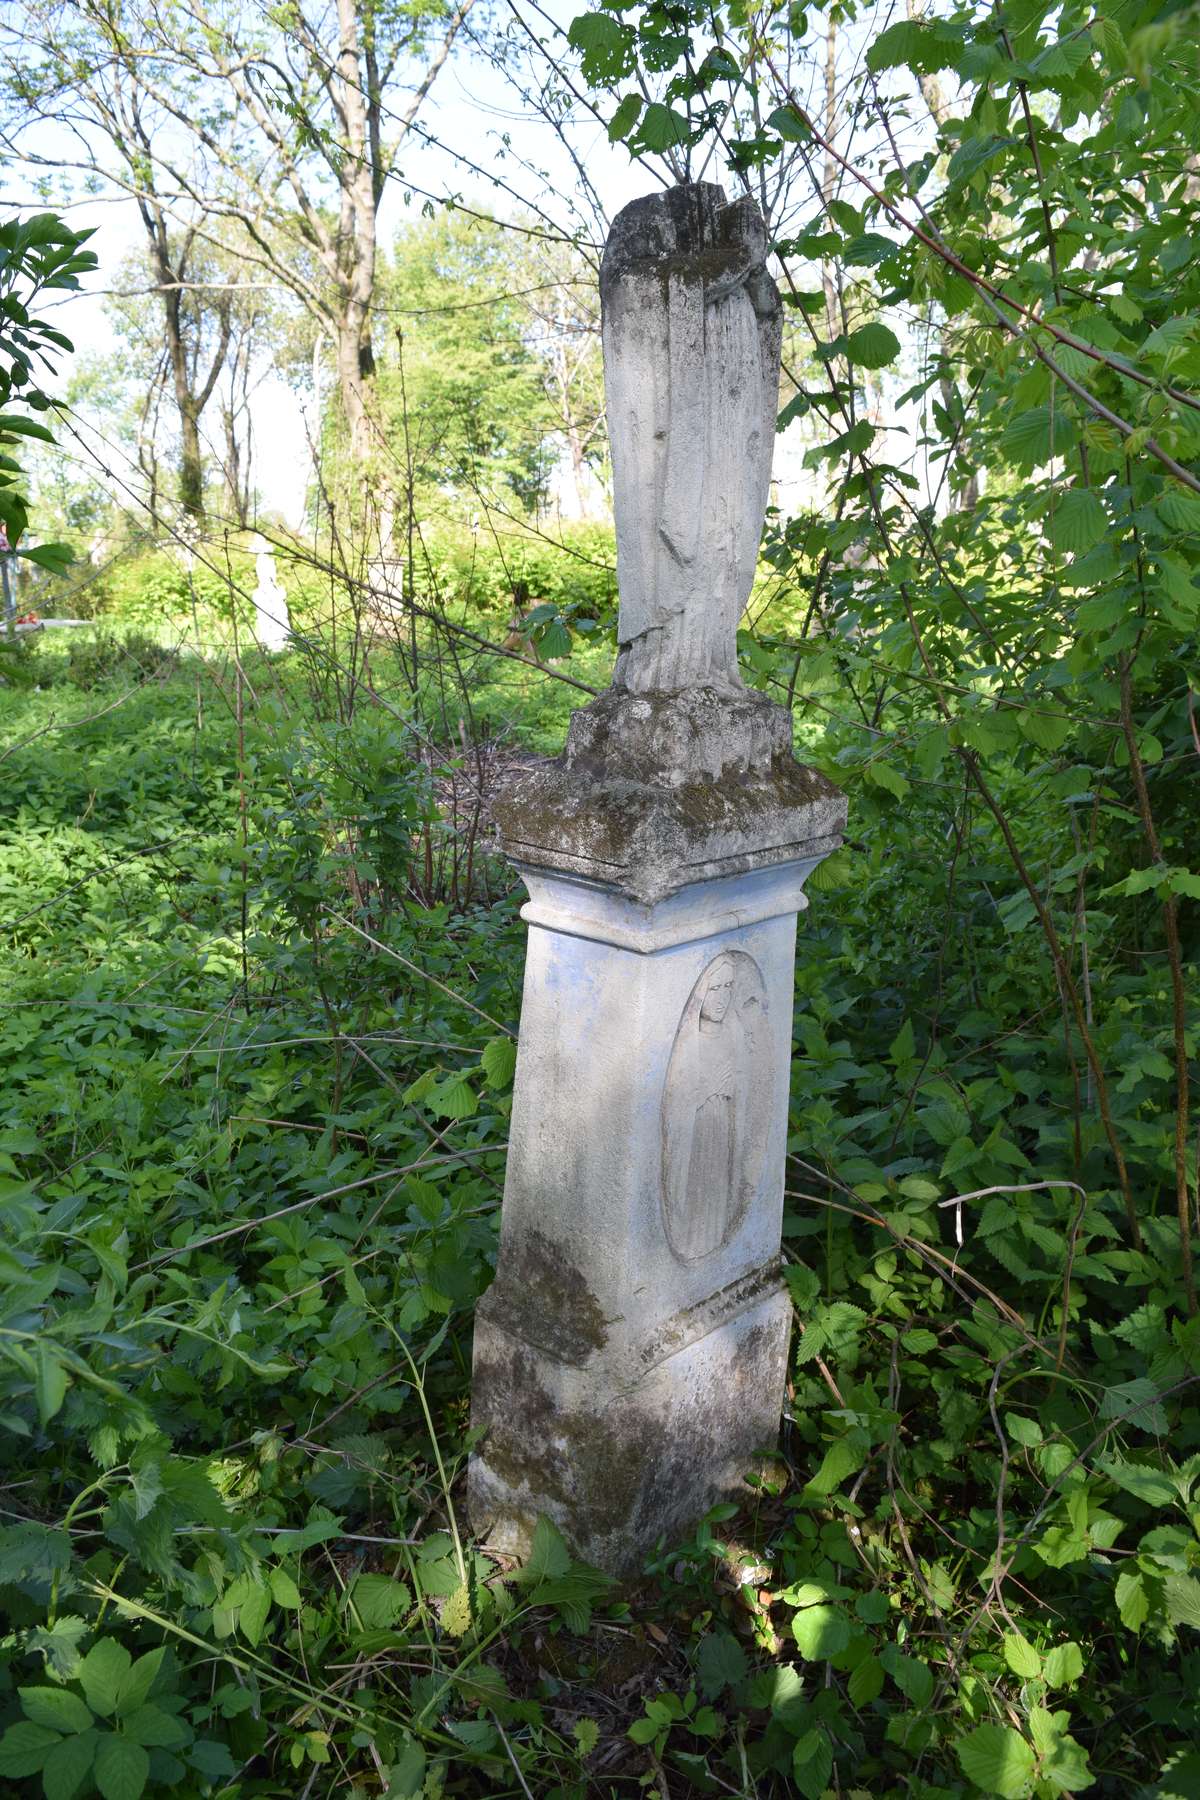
[0,1,1198,1797]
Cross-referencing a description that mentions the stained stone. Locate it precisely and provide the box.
[467,183,847,1574]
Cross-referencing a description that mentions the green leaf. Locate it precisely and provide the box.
[19,541,73,574]
[347,1574,412,1629]
[1156,489,1200,534]
[480,1037,517,1090]
[269,1566,302,1609]
[1115,1571,1149,1632]
[1165,1574,1200,1631]
[1095,1455,1175,1507]
[865,759,910,799]
[522,1514,572,1584]
[695,1632,748,1699]
[0,1721,63,1778]
[566,12,634,83]
[1042,1643,1084,1688]
[766,104,809,142]
[955,1722,1036,1798]
[608,93,643,141]
[947,133,1018,186]
[42,1728,98,1800]
[792,1727,833,1800]
[636,102,690,152]
[0,412,56,442]
[79,1641,131,1721]
[573,1717,600,1757]
[93,1733,149,1800]
[386,1737,427,1799]
[791,1604,851,1660]
[34,1348,67,1426]
[1003,1632,1042,1678]
[848,1655,884,1706]
[1048,489,1108,554]
[1003,407,1076,470]
[845,322,901,369]
[120,1706,190,1749]
[114,1649,165,1717]
[238,1580,271,1646]
[19,1689,92,1734]
[427,1075,477,1121]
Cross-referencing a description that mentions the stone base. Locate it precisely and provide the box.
[468,1260,790,1574]
[491,684,845,905]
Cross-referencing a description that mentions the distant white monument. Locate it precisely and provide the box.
[251,535,290,651]
[468,185,847,1573]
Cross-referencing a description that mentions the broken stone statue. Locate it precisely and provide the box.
[468,183,847,1574]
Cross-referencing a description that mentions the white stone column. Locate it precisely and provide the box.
[467,185,846,1573]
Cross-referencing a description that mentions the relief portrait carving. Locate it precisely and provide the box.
[661,951,772,1262]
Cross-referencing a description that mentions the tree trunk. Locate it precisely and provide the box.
[333,0,379,470]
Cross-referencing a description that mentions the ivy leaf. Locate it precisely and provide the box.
[955,1723,1036,1798]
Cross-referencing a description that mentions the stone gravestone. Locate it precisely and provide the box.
[468,184,847,1574]
[251,534,290,652]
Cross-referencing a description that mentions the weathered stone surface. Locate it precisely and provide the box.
[466,184,845,1574]
[492,684,844,905]
[602,184,782,696]
[467,864,812,1571]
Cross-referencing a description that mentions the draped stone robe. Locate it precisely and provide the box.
[600,184,783,696]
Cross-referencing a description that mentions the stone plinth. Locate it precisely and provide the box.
[468,693,845,1573]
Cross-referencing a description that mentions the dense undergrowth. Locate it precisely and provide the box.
[0,590,1195,1800]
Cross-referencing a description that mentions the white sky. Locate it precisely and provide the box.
[5,4,931,529]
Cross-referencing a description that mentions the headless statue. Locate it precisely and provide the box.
[600,184,783,696]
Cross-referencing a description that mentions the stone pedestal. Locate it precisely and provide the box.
[468,690,845,1573]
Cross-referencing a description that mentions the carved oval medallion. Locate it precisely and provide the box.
[660,950,772,1263]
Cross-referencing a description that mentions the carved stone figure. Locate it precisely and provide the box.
[601,183,783,695]
[662,951,771,1262]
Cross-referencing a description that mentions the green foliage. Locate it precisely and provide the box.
[0,210,96,547]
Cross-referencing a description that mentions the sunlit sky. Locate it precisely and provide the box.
[5,3,931,529]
